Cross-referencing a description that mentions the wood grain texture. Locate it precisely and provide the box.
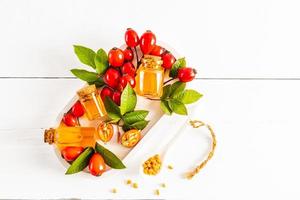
[1,0,300,78]
[0,79,299,199]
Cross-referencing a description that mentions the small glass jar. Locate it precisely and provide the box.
[135,55,164,98]
[77,84,107,120]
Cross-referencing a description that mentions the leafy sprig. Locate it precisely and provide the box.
[160,81,202,115]
[104,84,149,131]
[71,45,108,87]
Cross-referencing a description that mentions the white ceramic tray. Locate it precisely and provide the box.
[53,43,200,171]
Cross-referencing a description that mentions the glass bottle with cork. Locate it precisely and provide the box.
[44,126,99,150]
[77,84,107,120]
[135,55,164,98]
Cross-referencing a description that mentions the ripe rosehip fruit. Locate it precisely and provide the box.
[177,67,197,82]
[162,53,176,69]
[71,101,84,117]
[61,146,84,161]
[121,62,136,77]
[103,68,121,89]
[108,47,124,67]
[125,28,139,47]
[119,74,136,89]
[62,113,77,127]
[89,153,106,176]
[100,86,113,102]
[150,45,165,56]
[140,30,156,54]
[123,47,133,61]
[112,91,121,105]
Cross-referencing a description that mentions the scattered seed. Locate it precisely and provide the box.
[111,188,117,193]
[155,189,160,196]
[126,179,132,185]
[167,165,173,170]
[132,183,138,188]
[161,183,166,188]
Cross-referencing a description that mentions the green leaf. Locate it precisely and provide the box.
[95,143,126,169]
[123,110,149,125]
[104,97,122,120]
[94,48,108,75]
[120,85,137,115]
[97,48,109,66]
[168,99,188,115]
[178,89,203,104]
[106,118,121,124]
[94,54,108,75]
[160,100,173,115]
[170,81,186,98]
[122,123,131,132]
[129,120,149,130]
[73,45,96,69]
[161,84,172,99]
[169,57,186,78]
[90,77,105,88]
[71,69,99,82]
[65,147,94,175]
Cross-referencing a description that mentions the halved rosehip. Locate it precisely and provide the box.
[162,52,176,69]
[103,68,121,89]
[150,45,165,56]
[123,47,134,61]
[62,113,77,127]
[121,62,136,77]
[100,86,114,102]
[112,91,121,105]
[71,101,84,117]
[61,146,84,161]
[119,74,136,89]
[108,47,124,67]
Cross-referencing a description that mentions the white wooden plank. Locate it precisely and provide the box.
[0,79,299,199]
[1,0,300,78]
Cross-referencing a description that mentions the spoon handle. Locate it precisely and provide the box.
[160,118,191,158]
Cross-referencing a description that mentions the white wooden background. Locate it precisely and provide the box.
[1,0,300,199]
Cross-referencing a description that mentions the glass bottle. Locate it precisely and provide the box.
[77,84,107,120]
[44,127,99,150]
[135,55,164,98]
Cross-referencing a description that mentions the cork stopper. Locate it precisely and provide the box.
[44,128,55,144]
[143,54,162,60]
[142,55,163,66]
[77,84,97,98]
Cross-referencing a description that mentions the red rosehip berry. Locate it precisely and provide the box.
[89,153,106,176]
[150,45,165,56]
[121,62,136,77]
[123,47,134,61]
[112,91,121,105]
[62,113,77,127]
[108,47,124,67]
[61,146,84,161]
[119,74,136,90]
[140,30,156,54]
[177,67,197,82]
[162,53,176,69]
[71,101,85,117]
[100,86,114,102]
[125,28,139,47]
[103,68,121,89]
